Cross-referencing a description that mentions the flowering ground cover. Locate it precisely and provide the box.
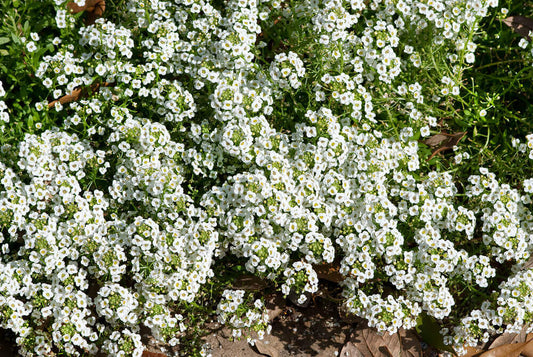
[1,0,533,355]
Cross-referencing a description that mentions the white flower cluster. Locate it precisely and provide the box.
[449,269,533,355]
[3,0,532,355]
[269,51,306,90]
[281,261,319,305]
[466,168,532,264]
[101,328,144,357]
[345,290,422,333]
[0,80,8,125]
[95,283,139,325]
[216,289,270,342]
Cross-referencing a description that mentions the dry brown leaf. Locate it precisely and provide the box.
[524,334,533,357]
[423,132,466,161]
[142,351,167,357]
[341,320,422,357]
[459,330,533,357]
[339,342,366,357]
[67,0,105,25]
[486,327,528,350]
[423,134,450,148]
[501,15,533,40]
[460,335,533,357]
[460,346,485,357]
[254,340,279,357]
[47,82,113,109]
[48,87,83,109]
[475,336,533,357]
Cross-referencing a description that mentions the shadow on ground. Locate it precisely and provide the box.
[203,293,355,357]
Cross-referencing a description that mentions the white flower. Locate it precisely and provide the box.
[26,41,37,53]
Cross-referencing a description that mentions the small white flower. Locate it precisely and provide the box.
[26,41,37,53]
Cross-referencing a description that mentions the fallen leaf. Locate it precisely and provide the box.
[486,326,528,350]
[501,15,533,40]
[340,342,366,357]
[473,336,533,357]
[342,319,422,357]
[47,82,113,109]
[142,351,167,357]
[48,87,82,109]
[423,132,466,161]
[423,134,450,148]
[67,0,105,25]
[460,346,485,357]
[524,334,533,357]
[254,340,279,357]
[459,328,533,357]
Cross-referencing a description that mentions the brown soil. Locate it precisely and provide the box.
[203,294,355,357]
[0,328,18,357]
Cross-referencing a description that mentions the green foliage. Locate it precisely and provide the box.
[0,0,58,145]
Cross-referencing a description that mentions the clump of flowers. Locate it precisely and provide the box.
[216,290,270,343]
[3,0,533,356]
[281,261,319,305]
[0,81,8,126]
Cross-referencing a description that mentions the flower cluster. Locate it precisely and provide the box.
[216,289,270,343]
[0,80,8,126]
[449,269,533,355]
[3,0,532,356]
[281,261,319,305]
[269,51,306,90]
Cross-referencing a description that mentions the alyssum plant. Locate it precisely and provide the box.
[1,0,533,356]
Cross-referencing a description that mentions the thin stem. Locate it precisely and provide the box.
[475,59,526,70]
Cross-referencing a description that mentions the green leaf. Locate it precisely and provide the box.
[415,313,456,355]
[0,49,8,56]
[10,33,19,45]
[0,37,10,45]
